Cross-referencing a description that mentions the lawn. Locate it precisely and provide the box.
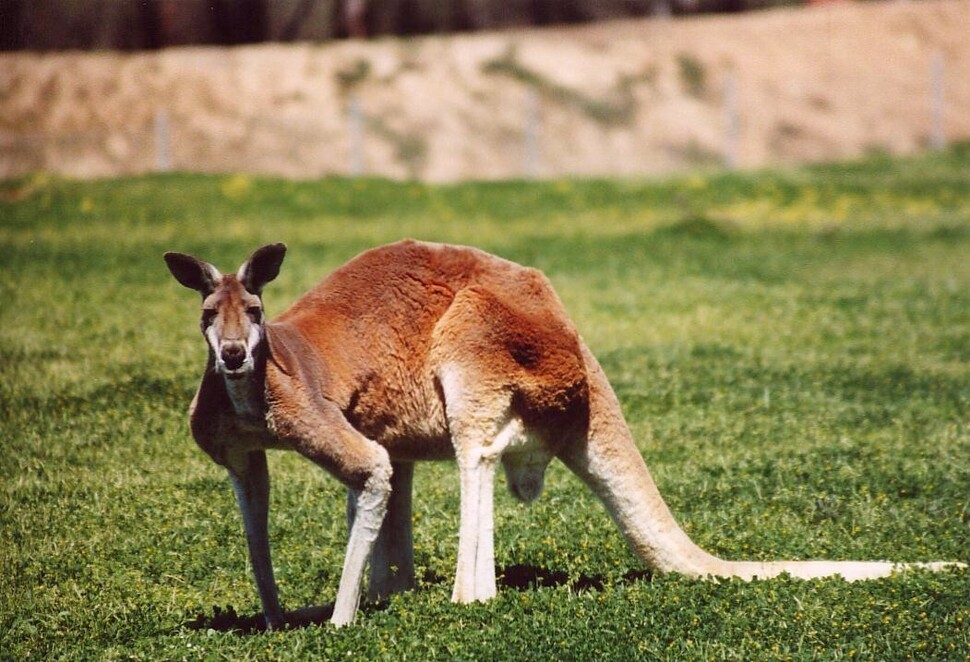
[1,146,968,660]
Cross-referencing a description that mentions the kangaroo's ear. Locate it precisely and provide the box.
[238,243,287,295]
[164,252,221,296]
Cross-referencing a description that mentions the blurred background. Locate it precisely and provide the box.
[2,0,968,180]
[0,0,813,49]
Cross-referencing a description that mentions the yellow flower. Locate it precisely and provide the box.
[221,174,252,201]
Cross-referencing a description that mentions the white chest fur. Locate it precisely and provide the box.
[224,375,263,419]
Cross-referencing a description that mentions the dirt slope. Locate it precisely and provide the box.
[2,0,969,181]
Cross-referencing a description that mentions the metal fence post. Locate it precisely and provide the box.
[931,51,945,150]
[155,111,171,172]
[523,87,540,179]
[348,95,365,176]
[724,73,739,170]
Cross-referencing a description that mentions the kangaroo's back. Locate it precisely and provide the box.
[269,239,588,455]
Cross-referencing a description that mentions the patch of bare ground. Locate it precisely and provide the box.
[2,0,968,181]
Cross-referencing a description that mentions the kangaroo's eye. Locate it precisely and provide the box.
[201,309,217,328]
[246,306,263,324]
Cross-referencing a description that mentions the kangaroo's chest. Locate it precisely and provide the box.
[190,385,291,463]
[214,408,293,456]
[223,378,293,450]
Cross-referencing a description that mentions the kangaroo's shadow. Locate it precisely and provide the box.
[183,603,338,634]
[183,564,653,634]
[498,563,653,593]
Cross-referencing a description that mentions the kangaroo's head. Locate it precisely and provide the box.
[165,244,287,380]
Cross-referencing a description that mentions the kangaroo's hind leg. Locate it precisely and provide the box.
[432,284,585,603]
[436,361,514,603]
[367,461,416,601]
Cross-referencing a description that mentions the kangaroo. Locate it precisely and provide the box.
[164,240,963,628]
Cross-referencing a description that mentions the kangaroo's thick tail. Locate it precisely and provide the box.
[557,345,965,581]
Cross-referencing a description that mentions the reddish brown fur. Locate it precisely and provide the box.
[260,240,588,469]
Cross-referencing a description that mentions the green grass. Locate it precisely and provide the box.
[2,145,969,660]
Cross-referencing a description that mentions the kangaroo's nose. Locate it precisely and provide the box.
[221,342,246,371]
